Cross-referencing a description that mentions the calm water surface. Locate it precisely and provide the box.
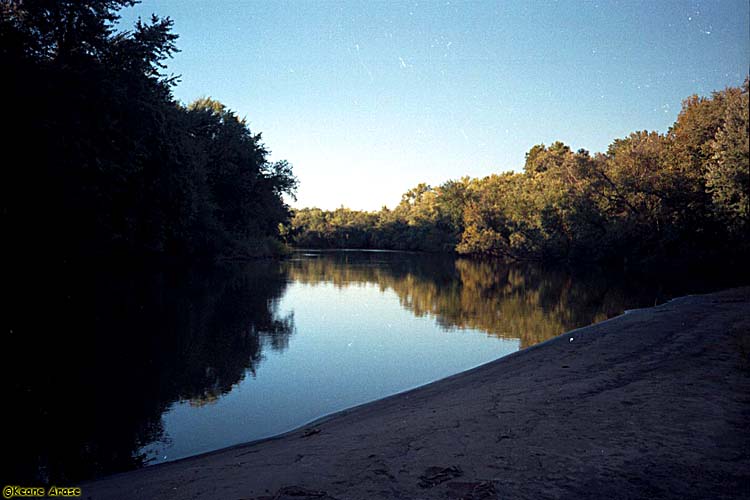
[4,251,743,483]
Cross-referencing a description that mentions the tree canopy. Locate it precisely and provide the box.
[288,81,749,267]
[2,0,296,260]
[2,1,745,266]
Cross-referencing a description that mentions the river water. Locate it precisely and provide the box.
[3,250,742,483]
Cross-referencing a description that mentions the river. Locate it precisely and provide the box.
[3,250,742,483]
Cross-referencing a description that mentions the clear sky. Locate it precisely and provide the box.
[118,1,749,211]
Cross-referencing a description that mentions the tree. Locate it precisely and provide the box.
[2,1,295,260]
[706,80,749,238]
[290,81,748,266]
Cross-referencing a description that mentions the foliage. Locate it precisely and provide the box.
[288,180,468,252]
[1,0,296,260]
[705,81,750,237]
[289,81,749,266]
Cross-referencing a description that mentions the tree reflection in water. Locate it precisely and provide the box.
[285,251,737,348]
[3,251,740,484]
[4,261,293,484]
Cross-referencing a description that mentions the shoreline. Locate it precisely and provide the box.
[85,287,750,499]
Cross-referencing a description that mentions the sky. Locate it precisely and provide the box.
[118,1,749,211]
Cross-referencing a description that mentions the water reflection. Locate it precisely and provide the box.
[286,252,661,348]
[4,261,293,484]
[3,252,741,484]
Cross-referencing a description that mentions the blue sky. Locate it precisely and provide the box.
[118,1,749,210]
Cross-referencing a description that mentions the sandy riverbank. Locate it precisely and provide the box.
[84,287,750,500]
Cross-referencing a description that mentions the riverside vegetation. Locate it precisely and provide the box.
[2,0,748,489]
[289,81,749,267]
[2,1,747,267]
[2,0,297,261]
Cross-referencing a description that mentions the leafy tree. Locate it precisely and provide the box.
[706,80,749,238]
[2,0,295,261]
[184,98,297,256]
[290,81,748,267]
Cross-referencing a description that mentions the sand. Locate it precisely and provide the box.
[83,287,750,500]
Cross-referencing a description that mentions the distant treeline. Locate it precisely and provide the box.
[289,81,749,266]
[2,1,296,260]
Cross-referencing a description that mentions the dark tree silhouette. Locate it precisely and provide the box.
[1,0,296,261]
